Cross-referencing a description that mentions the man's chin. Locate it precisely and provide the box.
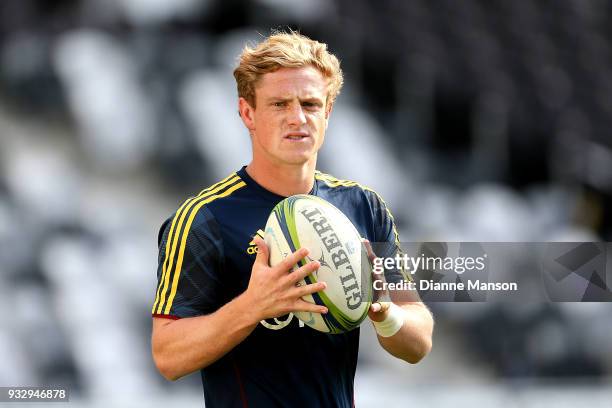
[279,155,315,166]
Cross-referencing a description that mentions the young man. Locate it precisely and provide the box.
[151,31,433,407]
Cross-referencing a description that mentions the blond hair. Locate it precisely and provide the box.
[233,31,344,108]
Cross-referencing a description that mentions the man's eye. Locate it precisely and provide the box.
[273,102,285,107]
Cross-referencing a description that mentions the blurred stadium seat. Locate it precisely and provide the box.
[0,0,611,406]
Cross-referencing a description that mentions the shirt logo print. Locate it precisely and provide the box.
[246,229,265,255]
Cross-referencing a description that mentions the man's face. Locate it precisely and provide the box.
[240,66,331,167]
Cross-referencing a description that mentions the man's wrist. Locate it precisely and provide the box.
[233,291,264,328]
[371,303,404,337]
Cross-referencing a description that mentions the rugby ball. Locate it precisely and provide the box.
[264,194,372,334]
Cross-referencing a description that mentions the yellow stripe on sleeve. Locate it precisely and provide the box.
[163,180,247,314]
[155,176,241,315]
[152,196,196,313]
[152,173,238,314]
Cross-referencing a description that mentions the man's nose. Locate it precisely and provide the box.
[287,104,307,126]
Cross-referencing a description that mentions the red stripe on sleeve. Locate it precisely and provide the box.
[152,314,180,320]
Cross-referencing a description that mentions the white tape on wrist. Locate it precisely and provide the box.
[372,303,404,338]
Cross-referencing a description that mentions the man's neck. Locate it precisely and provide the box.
[245,159,316,197]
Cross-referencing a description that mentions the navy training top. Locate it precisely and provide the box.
[152,166,405,408]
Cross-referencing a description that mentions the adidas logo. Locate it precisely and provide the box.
[246,229,265,255]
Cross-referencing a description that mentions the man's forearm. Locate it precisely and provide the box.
[376,303,434,364]
[152,292,260,380]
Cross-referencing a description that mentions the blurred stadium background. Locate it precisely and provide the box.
[1,0,611,406]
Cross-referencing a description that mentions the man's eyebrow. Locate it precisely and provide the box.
[264,96,325,102]
[265,96,292,102]
[300,97,324,104]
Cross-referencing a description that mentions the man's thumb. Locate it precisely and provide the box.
[254,236,270,265]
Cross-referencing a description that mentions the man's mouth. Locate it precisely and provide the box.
[284,132,310,140]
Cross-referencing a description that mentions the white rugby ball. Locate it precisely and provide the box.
[264,194,372,333]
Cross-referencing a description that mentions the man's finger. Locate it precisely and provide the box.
[278,247,310,272]
[294,299,328,314]
[370,301,391,314]
[371,270,386,302]
[288,260,320,284]
[362,239,377,264]
[293,281,326,298]
[363,238,385,301]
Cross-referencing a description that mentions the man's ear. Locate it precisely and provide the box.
[238,97,256,131]
[325,100,334,118]
[324,101,334,128]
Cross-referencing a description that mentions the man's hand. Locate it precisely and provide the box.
[362,239,389,319]
[364,239,394,322]
[243,237,328,322]
[362,239,434,363]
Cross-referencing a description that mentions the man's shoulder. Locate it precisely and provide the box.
[314,170,383,203]
[191,171,248,207]
[163,171,248,233]
[315,170,362,189]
